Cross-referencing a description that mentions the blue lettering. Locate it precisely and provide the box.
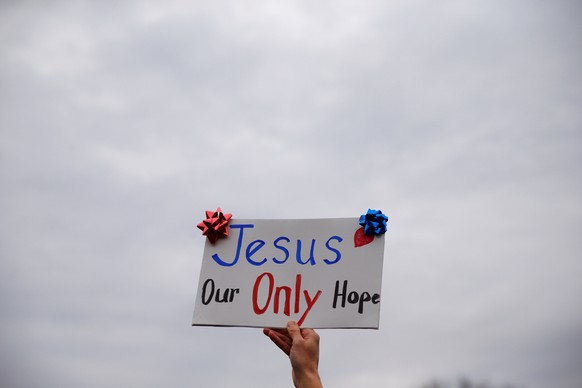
[211,224,254,267]
[211,225,343,267]
[323,236,343,265]
[273,236,290,264]
[296,239,316,265]
[246,239,267,266]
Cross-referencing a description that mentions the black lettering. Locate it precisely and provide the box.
[201,278,215,305]
[332,280,347,308]
[230,288,240,302]
[358,292,371,314]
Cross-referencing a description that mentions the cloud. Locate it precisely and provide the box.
[1,1,581,387]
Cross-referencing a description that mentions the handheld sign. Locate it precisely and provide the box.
[192,209,387,329]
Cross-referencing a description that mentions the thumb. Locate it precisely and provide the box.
[287,321,303,342]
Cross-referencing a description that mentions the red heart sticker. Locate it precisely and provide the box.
[354,227,374,248]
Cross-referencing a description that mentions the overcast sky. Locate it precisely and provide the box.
[1,1,581,387]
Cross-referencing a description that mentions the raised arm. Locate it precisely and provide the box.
[263,321,323,388]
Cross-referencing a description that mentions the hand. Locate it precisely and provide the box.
[264,321,323,388]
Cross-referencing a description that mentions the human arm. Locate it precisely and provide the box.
[263,321,323,388]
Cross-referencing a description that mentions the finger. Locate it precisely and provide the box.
[264,328,292,355]
[265,327,293,345]
[266,328,292,346]
[268,327,290,335]
[287,321,303,342]
[301,328,320,343]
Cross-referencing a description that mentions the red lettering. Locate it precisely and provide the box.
[274,286,291,315]
[252,272,274,314]
[252,272,322,323]
[294,274,301,313]
[298,290,322,326]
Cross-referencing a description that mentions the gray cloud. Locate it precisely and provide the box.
[1,1,581,387]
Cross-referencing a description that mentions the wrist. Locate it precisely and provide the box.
[294,368,323,388]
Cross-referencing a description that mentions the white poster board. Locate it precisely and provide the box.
[192,217,386,329]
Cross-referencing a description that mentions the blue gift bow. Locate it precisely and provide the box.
[359,209,388,236]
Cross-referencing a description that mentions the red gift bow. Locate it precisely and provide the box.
[197,208,232,244]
